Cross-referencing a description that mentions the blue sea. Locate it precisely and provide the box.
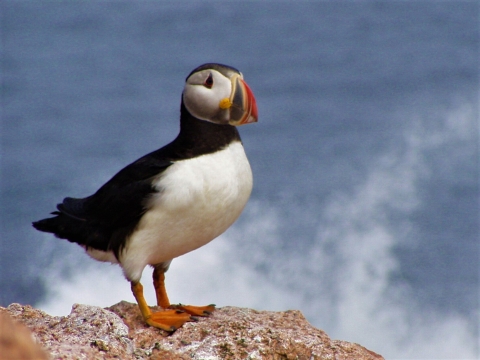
[1,2,478,358]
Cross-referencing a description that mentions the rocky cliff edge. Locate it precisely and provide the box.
[0,301,383,359]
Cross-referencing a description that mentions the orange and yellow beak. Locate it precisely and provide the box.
[219,75,258,126]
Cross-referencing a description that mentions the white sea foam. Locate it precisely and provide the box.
[38,103,478,359]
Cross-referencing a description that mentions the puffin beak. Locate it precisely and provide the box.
[221,75,258,126]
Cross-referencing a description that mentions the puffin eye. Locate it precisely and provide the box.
[203,73,214,89]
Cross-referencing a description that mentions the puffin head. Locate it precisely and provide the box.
[182,63,258,126]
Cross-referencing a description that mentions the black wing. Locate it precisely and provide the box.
[33,154,173,258]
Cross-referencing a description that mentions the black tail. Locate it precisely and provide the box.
[32,215,60,234]
[32,213,88,246]
[33,211,113,252]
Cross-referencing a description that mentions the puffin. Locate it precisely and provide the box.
[33,63,258,331]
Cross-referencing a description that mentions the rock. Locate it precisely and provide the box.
[0,311,49,360]
[0,302,384,360]
[1,303,133,359]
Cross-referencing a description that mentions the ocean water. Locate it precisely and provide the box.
[1,2,478,359]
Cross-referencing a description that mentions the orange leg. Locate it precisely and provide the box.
[152,267,216,317]
[152,267,171,308]
[130,281,191,332]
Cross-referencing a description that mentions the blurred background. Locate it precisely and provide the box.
[1,2,478,358]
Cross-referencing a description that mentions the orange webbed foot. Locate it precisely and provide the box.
[146,309,193,332]
[132,281,195,332]
[168,304,216,316]
[152,268,216,317]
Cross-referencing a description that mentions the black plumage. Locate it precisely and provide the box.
[33,101,241,259]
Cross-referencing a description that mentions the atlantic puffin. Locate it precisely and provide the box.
[33,63,258,331]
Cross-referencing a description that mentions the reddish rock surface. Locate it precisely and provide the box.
[0,301,384,360]
[0,311,48,360]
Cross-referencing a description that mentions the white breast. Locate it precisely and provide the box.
[119,140,252,282]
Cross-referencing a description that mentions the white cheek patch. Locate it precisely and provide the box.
[183,86,217,119]
[183,70,232,123]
